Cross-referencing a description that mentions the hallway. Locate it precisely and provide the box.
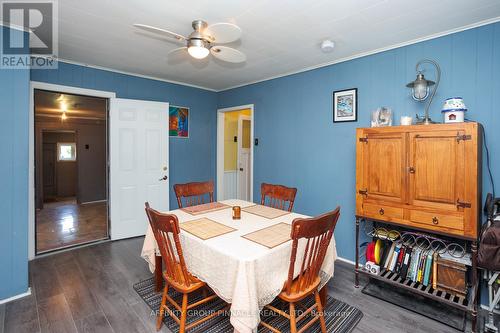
[36,199,108,253]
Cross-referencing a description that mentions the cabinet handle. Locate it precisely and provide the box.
[432,217,439,225]
[379,208,385,215]
[409,167,416,174]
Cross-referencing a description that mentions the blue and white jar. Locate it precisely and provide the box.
[442,97,467,123]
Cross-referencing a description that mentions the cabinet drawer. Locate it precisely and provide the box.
[363,203,403,221]
[409,210,464,231]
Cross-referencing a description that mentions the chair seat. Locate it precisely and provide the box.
[163,263,205,293]
[278,276,321,303]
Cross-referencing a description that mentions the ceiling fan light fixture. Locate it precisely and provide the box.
[134,19,245,63]
[187,38,209,59]
[188,45,209,59]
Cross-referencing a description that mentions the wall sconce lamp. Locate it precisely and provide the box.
[406,59,441,125]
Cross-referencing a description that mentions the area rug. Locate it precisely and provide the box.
[134,277,363,333]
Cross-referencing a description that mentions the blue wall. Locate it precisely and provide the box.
[3,21,499,303]
[31,62,218,209]
[218,22,500,262]
[0,27,30,300]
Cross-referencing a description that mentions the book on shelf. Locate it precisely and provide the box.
[384,242,397,270]
[432,252,438,289]
[389,243,402,272]
[395,245,406,274]
[417,251,427,283]
[409,248,422,281]
[422,251,434,286]
[400,246,413,279]
[379,239,391,266]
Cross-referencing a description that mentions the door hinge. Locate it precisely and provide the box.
[456,134,471,142]
[456,199,472,208]
[358,189,368,196]
[359,137,368,143]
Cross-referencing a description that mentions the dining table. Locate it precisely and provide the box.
[141,199,337,333]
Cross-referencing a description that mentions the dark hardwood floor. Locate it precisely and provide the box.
[0,237,495,333]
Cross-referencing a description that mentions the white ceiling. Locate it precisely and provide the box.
[57,0,500,91]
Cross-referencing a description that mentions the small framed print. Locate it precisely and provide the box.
[169,105,189,138]
[333,88,357,123]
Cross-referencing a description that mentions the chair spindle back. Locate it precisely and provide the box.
[174,181,214,208]
[145,202,193,287]
[284,207,340,295]
[261,183,297,212]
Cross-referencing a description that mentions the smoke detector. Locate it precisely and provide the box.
[321,39,335,53]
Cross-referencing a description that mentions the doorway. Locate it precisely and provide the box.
[217,105,254,201]
[34,89,109,254]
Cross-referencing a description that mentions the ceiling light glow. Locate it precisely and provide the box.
[188,46,209,59]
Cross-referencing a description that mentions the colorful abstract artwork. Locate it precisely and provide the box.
[169,106,189,137]
[333,88,357,123]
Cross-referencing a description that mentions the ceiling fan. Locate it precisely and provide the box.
[133,20,246,63]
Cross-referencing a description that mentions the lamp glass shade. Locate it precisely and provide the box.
[412,79,429,101]
[188,46,209,59]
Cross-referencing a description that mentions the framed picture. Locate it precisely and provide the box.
[333,88,357,123]
[169,105,189,138]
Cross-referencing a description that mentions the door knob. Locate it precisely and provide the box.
[239,168,244,171]
[159,175,168,181]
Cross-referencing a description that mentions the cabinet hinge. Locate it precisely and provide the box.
[456,199,472,208]
[359,137,368,143]
[358,189,368,196]
[456,134,471,142]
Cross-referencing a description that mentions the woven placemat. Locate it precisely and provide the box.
[242,204,290,219]
[181,218,235,240]
[242,223,291,249]
[180,202,230,215]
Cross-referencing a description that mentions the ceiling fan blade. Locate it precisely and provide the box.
[168,46,187,55]
[133,24,187,41]
[206,23,242,44]
[210,46,246,63]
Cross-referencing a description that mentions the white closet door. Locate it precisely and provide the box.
[110,98,169,240]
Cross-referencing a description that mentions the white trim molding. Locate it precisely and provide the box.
[336,256,356,266]
[81,199,107,205]
[0,288,32,305]
[56,58,217,92]
[29,81,116,260]
[217,104,254,202]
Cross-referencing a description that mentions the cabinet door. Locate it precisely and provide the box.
[361,132,406,203]
[409,130,465,211]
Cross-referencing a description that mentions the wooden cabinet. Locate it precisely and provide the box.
[356,123,482,239]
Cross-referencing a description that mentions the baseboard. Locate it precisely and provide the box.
[0,287,32,305]
[336,255,362,267]
[80,199,107,205]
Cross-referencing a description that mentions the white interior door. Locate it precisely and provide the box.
[237,116,251,201]
[110,98,169,240]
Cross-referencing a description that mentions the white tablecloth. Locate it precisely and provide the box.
[141,199,337,333]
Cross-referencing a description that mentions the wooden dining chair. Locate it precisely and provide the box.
[174,181,214,208]
[261,183,297,212]
[261,207,340,333]
[144,202,226,332]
